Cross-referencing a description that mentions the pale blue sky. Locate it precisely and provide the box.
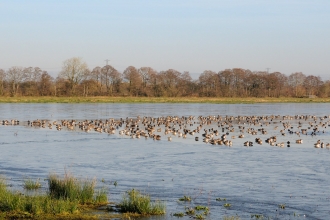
[0,0,329,80]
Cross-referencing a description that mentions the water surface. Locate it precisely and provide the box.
[0,103,330,220]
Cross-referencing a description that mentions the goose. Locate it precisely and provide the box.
[326,143,330,149]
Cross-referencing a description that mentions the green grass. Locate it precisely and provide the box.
[0,177,79,215]
[184,207,195,215]
[223,216,240,220]
[195,213,205,219]
[223,203,231,208]
[23,178,42,190]
[1,96,330,103]
[48,172,107,205]
[178,195,192,202]
[118,189,166,215]
[173,212,185,217]
[251,214,264,219]
[278,204,286,209]
[0,174,109,219]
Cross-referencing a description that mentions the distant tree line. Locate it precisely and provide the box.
[1,57,329,98]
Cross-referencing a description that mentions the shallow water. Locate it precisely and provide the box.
[1,103,330,220]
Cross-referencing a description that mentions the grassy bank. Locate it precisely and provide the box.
[0,173,167,219]
[0,173,109,219]
[0,96,330,103]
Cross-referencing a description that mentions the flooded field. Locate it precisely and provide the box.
[0,103,330,220]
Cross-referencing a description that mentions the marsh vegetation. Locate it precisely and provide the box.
[0,173,108,219]
[23,178,41,190]
[48,172,107,205]
[118,189,166,215]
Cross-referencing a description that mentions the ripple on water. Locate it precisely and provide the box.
[1,103,330,219]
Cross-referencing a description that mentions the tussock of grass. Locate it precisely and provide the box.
[178,195,191,202]
[173,212,185,217]
[0,178,79,215]
[48,172,107,205]
[118,189,166,215]
[223,216,240,220]
[185,207,195,215]
[24,178,42,190]
[0,174,108,219]
[223,203,231,208]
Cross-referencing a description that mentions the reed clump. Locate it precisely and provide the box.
[23,178,42,190]
[48,172,108,205]
[0,173,108,219]
[118,189,166,215]
[0,177,79,215]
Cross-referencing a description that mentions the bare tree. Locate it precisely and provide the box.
[303,75,323,96]
[159,69,182,97]
[138,67,157,88]
[101,65,121,95]
[59,57,90,95]
[24,67,34,82]
[269,72,287,97]
[319,80,330,97]
[288,72,306,97]
[109,69,122,95]
[2,62,329,98]
[149,71,163,97]
[263,72,286,97]
[0,69,6,95]
[91,66,102,94]
[33,67,42,82]
[232,68,247,97]
[179,71,193,96]
[23,67,42,95]
[138,67,157,96]
[7,66,26,96]
[218,69,233,97]
[123,66,141,96]
[199,70,217,96]
[39,71,54,96]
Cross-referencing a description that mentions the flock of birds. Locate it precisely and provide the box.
[2,114,330,149]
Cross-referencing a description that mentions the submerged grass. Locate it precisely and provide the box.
[1,96,330,103]
[178,195,192,202]
[118,189,166,215]
[223,216,241,220]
